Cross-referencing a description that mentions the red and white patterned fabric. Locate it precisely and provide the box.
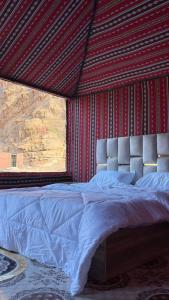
[0,0,169,97]
[67,75,169,182]
[77,0,169,96]
[0,0,95,97]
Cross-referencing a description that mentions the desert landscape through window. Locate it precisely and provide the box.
[0,80,66,172]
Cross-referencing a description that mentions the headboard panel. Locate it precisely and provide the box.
[96,133,169,180]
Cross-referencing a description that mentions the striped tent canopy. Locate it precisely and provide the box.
[0,0,169,98]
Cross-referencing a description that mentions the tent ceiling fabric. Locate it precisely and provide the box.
[0,0,169,98]
[78,0,169,96]
[0,0,96,97]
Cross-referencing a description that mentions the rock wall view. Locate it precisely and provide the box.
[0,80,66,172]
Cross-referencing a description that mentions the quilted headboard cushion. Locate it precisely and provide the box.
[96,133,169,181]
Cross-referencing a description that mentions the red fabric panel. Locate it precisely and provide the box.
[147,77,169,134]
[0,0,95,97]
[67,75,169,182]
[0,172,72,189]
[77,0,169,95]
[134,82,143,136]
[1,0,169,97]
[158,77,168,132]
[149,79,157,133]
[114,89,120,137]
[95,92,109,139]
[123,86,129,136]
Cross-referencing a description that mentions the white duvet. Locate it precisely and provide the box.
[0,183,169,295]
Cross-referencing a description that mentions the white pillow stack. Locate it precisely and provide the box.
[135,172,169,190]
[90,170,135,187]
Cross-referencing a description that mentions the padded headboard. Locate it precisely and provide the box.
[96,133,169,181]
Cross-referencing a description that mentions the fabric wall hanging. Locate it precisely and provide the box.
[67,75,169,182]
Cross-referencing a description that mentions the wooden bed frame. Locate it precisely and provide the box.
[88,222,169,282]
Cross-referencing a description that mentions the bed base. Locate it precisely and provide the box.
[88,222,169,283]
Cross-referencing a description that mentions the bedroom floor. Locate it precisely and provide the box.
[0,249,169,300]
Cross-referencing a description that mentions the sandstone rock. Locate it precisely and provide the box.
[0,80,66,172]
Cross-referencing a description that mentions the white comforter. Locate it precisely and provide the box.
[0,183,169,295]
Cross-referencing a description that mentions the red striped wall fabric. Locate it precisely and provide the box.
[1,0,169,97]
[0,0,95,97]
[77,0,169,96]
[67,75,169,182]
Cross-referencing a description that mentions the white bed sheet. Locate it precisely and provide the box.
[0,183,169,295]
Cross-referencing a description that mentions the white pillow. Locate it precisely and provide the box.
[90,170,135,187]
[135,172,169,190]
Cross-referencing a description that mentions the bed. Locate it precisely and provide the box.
[89,132,169,283]
[1,133,169,296]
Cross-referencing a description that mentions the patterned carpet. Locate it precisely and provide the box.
[0,248,169,300]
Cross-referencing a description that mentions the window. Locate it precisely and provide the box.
[0,80,66,172]
[11,154,17,168]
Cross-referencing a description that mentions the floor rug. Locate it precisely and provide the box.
[0,248,169,300]
[0,249,27,283]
